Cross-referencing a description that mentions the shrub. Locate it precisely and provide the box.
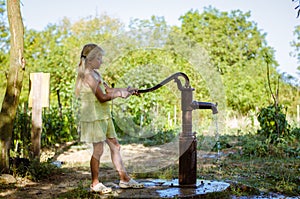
[11,103,79,158]
[257,104,290,144]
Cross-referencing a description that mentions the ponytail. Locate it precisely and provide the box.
[75,57,86,97]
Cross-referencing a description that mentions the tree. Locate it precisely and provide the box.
[0,0,25,172]
[291,25,300,76]
[178,7,280,113]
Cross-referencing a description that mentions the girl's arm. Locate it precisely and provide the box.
[85,74,131,103]
[104,82,139,97]
[104,82,138,94]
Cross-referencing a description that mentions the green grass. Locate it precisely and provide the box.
[198,155,300,196]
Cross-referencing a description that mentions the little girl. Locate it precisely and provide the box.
[75,43,144,193]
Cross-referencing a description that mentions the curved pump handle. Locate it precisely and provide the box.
[138,72,191,94]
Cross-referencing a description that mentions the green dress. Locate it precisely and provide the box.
[79,78,117,143]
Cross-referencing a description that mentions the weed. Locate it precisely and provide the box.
[23,159,63,181]
[199,155,300,196]
[58,180,93,199]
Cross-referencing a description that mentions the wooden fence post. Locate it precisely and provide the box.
[29,73,50,160]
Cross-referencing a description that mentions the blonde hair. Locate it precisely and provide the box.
[75,44,105,97]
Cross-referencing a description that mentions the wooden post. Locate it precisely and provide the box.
[29,73,50,160]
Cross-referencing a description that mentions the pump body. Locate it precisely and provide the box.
[138,72,218,187]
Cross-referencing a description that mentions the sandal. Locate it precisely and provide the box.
[119,179,144,189]
[90,183,112,194]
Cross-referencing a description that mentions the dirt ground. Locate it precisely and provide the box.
[1,141,196,199]
[56,141,180,174]
[2,142,296,199]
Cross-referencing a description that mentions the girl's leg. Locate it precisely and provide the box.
[91,142,104,187]
[106,138,130,182]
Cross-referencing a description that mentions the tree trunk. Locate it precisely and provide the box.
[0,0,25,173]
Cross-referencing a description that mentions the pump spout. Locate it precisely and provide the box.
[191,101,218,114]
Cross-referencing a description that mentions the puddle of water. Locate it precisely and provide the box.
[154,179,230,198]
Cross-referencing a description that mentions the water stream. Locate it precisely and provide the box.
[213,114,222,179]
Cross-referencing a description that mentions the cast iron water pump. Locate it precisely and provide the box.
[138,72,218,187]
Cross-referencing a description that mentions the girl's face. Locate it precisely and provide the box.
[88,53,103,70]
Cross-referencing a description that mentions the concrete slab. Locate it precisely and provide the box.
[97,179,230,199]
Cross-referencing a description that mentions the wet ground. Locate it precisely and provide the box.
[2,143,298,199]
[98,179,230,199]
[95,179,299,199]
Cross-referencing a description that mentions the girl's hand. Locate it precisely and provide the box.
[127,86,140,96]
[103,83,139,99]
[105,86,132,98]
[119,87,139,98]
[120,90,131,99]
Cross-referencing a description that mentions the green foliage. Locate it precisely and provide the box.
[209,156,300,196]
[141,129,178,146]
[241,134,299,158]
[257,104,290,144]
[12,104,31,158]
[58,180,92,199]
[9,157,61,181]
[178,7,282,114]
[196,133,300,196]
[211,136,232,152]
[42,104,79,147]
[241,136,269,157]
[23,26,76,105]
[238,104,299,158]
[1,7,299,167]
[27,159,61,181]
[291,127,300,140]
[291,25,300,73]
[11,103,79,158]
[104,46,202,145]
[180,7,274,73]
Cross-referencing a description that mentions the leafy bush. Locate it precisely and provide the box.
[290,127,300,140]
[42,104,79,147]
[27,159,61,181]
[257,104,290,144]
[12,104,31,158]
[237,104,298,158]
[241,135,269,157]
[118,128,178,146]
[142,129,178,146]
[242,133,299,158]
[9,157,61,181]
[11,103,79,158]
